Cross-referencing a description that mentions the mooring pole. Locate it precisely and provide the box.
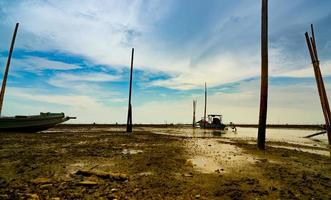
[0,23,19,116]
[204,83,207,129]
[257,0,268,150]
[305,25,331,144]
[311,24,331,123]
[126,48,134,133]
[193,100,196,127]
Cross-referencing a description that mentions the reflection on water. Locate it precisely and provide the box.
[150,127,328,144]
[148,127,330,156]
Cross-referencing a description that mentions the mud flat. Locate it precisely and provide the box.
[0,125,330,199]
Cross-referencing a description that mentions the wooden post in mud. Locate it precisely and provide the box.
[193,100,197,127]
[204,83,207,129]
[0,23,19,116]
[126,48,134,133]
[305,25,331,144]
[257,0,268,150]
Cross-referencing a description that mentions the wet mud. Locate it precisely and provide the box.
[0,126,330,199]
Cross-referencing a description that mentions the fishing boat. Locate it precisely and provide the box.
[196,83,226,130]
[0,23,75,132]
[198,114,226,130]
[0,112,75,132]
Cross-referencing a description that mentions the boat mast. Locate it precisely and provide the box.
[204,82,207,129]
[0,23,19,116]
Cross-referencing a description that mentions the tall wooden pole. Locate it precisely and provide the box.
[305,25,331,144]
[0,23,19,116]
[193,100,196,127]
[311,25,331,123]
[257,0,268,150]
[204,82,207,129]
[126,48,134,133]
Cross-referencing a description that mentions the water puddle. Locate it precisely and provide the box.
[137,171,153,176]
[188,156,221,173]
[186,138,255,174]
[151,128,226,138]
[122,149,143,155]
[65,159,116,180]
[246,141,330,156]
[269,145,330,156]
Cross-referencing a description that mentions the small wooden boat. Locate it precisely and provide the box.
[198,114,226,130]
[0,112,75,132]
[0,24,75,133]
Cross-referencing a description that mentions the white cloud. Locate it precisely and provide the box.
[2,0,173,68]
[3,0,326,91]
[1,0,331,125]
[12,56,80,72]
[47,71,123,99]
[7,87,98,108]
[52,72,120,82]
[150,52,260,90]
[276,60,331,78]
[1,0,329,92]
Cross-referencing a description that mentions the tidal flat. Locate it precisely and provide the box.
[0,125,330,199]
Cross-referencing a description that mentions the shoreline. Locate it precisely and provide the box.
[57,123,324,130]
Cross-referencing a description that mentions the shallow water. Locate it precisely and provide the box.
[149,127,330,156]
[228,127,327,144]
[149,127,327,144]
[45,126,330,156]
[186,138,256,173]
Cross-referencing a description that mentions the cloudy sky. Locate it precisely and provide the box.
[0,0,331,124]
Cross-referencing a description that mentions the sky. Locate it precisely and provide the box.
[0,0,331,124]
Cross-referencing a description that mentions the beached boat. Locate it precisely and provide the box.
[198,114,226,130]
[0,24,76,133]
[0,112,75,132]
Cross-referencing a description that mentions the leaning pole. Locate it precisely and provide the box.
[0,23,19,115]
[126,48,134,133]
[257,0,268,150]
[305,25,331,144]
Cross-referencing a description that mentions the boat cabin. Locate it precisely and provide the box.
[198,114,225,129]
[206,114,223,125]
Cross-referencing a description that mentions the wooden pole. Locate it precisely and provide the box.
[311,25,331,123]
[305,25,331,144]
[317,68,331,122]
[193,100,196,127]
[257,0,268,150]
[204,83,207,129]
[126,48,134,133]
[0,23,19,116]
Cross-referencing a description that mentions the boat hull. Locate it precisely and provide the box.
[0,113,71,132]
[198,121,226,130]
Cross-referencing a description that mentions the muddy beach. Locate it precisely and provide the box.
[0,125,330,199]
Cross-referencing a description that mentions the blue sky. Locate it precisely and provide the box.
[0,0,331,124]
